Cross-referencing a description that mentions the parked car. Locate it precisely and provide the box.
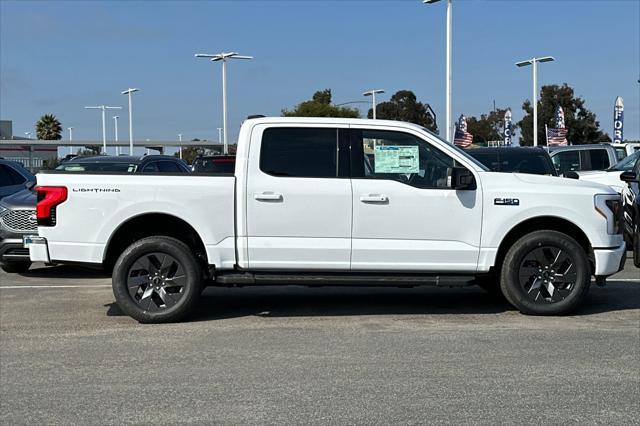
[612,143,640,161]
[192,155,236,173]
[576,151,640,192]
[0,159,35,200]
[55,155,191,173]
[0,188,36,272]
[619,156,640,265]
[28,117,625,322]
[466,147,557,176]
[549,144,618,175]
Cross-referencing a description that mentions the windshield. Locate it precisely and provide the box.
[607,151,640,171]
[467,150,557,176]
[420,126,489,171]
[55,162,137,172]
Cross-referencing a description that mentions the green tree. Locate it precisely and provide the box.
[35,114,62,140]
[466,108,515,146]
[369,90,438,133]
[282,89,360,118]
[517,83,610,146]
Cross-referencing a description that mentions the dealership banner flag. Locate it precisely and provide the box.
[613,97,624,144]
[547,106,568,146]
[454,114,474,148]
[504,108,513,146]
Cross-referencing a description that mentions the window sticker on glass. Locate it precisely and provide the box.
[374,145,419,174]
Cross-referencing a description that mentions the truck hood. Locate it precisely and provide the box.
[480,171,618,195]
[0,188,37,210]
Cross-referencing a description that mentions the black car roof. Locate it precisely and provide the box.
[69,155,182,164]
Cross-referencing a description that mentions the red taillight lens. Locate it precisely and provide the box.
[36,186,67,226]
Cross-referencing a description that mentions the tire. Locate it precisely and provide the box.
[112,236,203,323]
[500,230,591,315]
[1,261,32,273]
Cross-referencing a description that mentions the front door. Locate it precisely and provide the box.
[245,125,352,270]
[349,127,483,272]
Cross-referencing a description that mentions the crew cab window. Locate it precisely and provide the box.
[0,165,25,186]
[352,129,457,189]
[587,149,610,170]
[260,127,339,178]
[552,151,580,174]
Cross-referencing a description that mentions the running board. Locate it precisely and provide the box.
[214,272,475,288]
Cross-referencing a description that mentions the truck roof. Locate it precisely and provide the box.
[245,116,430,131]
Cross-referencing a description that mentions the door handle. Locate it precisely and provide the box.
[254,192,283,201]
[360,194,388,203]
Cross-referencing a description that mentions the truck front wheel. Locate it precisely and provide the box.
[112,236,202,323]
[500,230,590,315]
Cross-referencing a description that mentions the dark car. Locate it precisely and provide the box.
[0,159,36,200]
[192,155,236,174]
[466,147,557,176]
[55,155,191,173]
[0,188,37,272]
[620,156,640,267]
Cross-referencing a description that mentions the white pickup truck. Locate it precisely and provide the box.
[28,117,626,322]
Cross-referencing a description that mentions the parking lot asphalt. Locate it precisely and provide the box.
[1,260,639,425]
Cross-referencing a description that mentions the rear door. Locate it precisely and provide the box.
[245,124,352,270]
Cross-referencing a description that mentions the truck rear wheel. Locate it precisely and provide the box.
[112,236,202,323]
[500,230,590,315]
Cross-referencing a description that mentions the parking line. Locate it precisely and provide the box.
[0,285,112,289]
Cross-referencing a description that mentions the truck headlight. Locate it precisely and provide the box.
[594,194,621,235]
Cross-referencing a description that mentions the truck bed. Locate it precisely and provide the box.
[34,172,236,267]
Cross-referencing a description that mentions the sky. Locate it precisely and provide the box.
[1,0,639,150]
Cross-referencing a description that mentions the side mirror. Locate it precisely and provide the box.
[563,171,580,179]
[25,181,36,190]
[620,171,639,183]
[448,167,476,190]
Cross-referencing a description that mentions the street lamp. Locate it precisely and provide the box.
[195,52,254,155]
[178,133,183,159]
[363,89,385,119]
[85,105,122,154]
[424,0,452,142]
[516,56,555,147]
[24,132,31,139]
[68,127,74,155]
[121,88,140,155]
[113,116,119,155]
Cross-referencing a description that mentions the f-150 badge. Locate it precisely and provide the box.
[494,198,519,206]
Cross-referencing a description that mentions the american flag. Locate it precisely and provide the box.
[547,127,568,146]
[547,106,568,146]
[454,114,474,148]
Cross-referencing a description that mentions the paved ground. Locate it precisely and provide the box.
[1,260,638,425]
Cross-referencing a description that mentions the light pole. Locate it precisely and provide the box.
[113,116,119,155]
[363,89,385,119]
[516,56,555,147]
[424,0,452,142]
[178,133,183,159]
[68,127,74,155]
[85,105,122,154]
[121,88,140,155]
[195,52,253,155]
[217,127,223,144]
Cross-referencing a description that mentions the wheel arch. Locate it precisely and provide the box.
[494,216,594,273]
[103,213,208,272]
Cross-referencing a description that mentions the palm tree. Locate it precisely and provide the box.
[35,114,62,140]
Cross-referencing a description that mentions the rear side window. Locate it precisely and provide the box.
[0,165,26,186]
[260,128,338,178]
[156,161,184,173]
[551,151,580,174]
[587,149,610,170]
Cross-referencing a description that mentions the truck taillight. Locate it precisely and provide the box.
[36,186,67,226]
